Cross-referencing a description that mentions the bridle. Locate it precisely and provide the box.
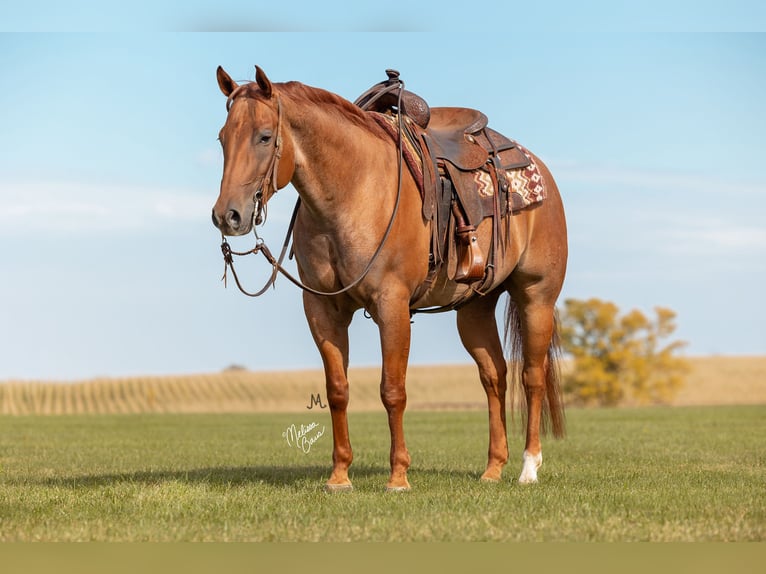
[219,79,407,298]
[224,85,285,228]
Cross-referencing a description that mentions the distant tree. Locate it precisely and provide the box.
[558,298,690,406]
[223,364,248,372]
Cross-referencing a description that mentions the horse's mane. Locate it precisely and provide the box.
[233,81,387,139]
[280,81,388,136]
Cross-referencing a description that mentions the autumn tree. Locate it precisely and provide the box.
[558,298,690,406]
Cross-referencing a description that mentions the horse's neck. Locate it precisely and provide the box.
[286,98,392,224]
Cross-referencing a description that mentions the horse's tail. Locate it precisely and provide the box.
[503,296,566,438]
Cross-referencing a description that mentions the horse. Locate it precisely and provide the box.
[211,65,568,491]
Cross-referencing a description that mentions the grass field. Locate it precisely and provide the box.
[1,406,764,541]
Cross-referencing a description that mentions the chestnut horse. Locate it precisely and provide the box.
[211,66,567,491]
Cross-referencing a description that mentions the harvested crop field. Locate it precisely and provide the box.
[0,356,764,415]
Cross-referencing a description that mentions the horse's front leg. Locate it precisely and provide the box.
[370,294,413,491]
[303,293,355,491]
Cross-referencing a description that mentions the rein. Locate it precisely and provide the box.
[220,80,407,298]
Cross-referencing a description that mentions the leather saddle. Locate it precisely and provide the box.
[356,71,531,286]
[424,107,532,282]
[426,107,488,170]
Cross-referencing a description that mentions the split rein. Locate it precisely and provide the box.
[219,80,407,298]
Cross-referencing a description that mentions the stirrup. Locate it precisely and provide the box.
[454,228,485,283]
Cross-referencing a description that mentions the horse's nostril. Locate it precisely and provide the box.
[225,209,242,229]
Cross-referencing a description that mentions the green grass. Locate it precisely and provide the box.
[0,407,764,541]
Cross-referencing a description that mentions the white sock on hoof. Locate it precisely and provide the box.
[518,450,543,484]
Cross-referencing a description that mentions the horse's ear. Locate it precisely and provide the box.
[255,65,273,99]
[217,66,238,97]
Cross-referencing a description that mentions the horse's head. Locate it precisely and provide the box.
[212,66,295,236]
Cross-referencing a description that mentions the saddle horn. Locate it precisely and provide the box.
[354,69,431,129]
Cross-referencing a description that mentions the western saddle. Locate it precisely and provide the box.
[355,70,531,296]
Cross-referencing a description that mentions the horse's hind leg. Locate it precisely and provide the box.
[506,281,565,484]
[456,290,509,482]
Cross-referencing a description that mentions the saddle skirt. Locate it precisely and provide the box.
[364,86,546,296]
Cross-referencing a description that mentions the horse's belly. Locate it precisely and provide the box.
[408,270,474,310]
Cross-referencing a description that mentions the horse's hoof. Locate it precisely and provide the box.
[324,483,353,493]
[480,475,501,483]
[385,485,411,493]
[480,467,503,482]
[518,450,542,484]
[517,475,539,485]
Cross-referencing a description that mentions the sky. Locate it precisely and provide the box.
[1,4,765,380]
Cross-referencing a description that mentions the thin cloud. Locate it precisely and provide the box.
[551,162,766,196]
[196,147,222,168]
[659,220,766,256]
[0,181,211,234]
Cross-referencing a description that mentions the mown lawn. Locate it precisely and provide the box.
[0,406,764,541]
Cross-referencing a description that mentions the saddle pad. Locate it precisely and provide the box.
[473,143,546,212]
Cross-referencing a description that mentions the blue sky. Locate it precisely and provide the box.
[1,5,765,380]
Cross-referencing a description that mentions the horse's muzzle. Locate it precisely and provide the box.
[211,206,252,236]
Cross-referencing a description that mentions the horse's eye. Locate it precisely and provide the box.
[258,133,272,145]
